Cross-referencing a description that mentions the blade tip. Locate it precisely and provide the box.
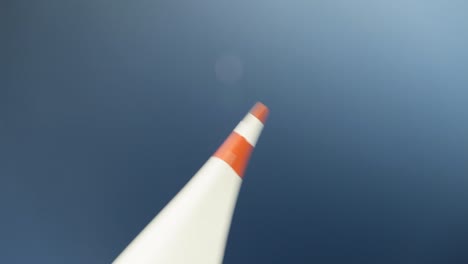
[250,102,269,124]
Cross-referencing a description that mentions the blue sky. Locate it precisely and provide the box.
[2,0,468,263]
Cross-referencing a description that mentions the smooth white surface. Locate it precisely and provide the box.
[113,157,242,264]
[233,113,264,146]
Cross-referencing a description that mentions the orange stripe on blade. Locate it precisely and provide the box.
[213,132,254,178]
[250,102,269,124]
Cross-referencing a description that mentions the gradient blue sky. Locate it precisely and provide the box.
[2,0,468,263]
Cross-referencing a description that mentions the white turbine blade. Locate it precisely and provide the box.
[113,102,269,264]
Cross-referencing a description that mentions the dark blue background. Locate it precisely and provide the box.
[2,0,468,263]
